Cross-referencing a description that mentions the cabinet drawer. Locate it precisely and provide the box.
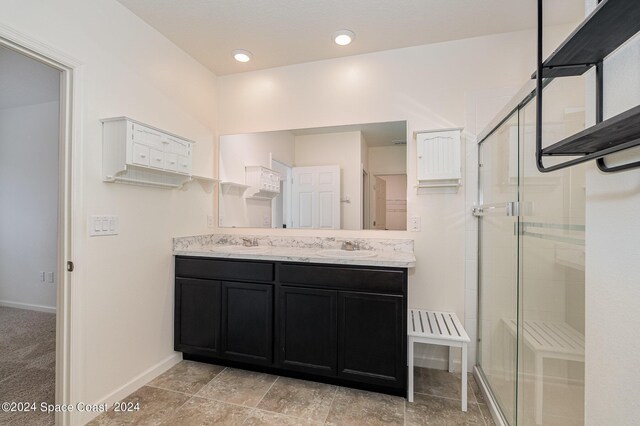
[164,152,179,171]
[279,264,405,293]
[178,155,192,174]
[132,123,164,149]
[162,134,189,155]
[176,257,274,282]
[149,148,164,169]
[132,143,150,166]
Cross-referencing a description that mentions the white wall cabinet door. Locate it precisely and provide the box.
[416,129,461,183]
[291,165,340,229]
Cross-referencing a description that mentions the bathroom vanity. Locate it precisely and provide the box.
[173,235,415,396]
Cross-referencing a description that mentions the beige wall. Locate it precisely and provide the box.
[0,101,59,312]
[219,131,295,228]
[368,145,407,175]
[583,2,640,425]
[0,1,217,424]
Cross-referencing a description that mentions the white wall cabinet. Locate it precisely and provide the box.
[102,117,194,188]
[416,129,462,188]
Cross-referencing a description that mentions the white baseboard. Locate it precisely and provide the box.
[0,299,56,314]
[79,352,182,425]
[474,366,507,426]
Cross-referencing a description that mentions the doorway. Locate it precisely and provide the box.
[0,43,60,426]
[271,159,292,228]
[371,174,407,230]
[0,32,77,426]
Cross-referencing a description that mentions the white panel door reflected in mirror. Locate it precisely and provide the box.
[218,121,407,230]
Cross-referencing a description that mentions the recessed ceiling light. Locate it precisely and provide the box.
[333,29,355,46]
[232,49,252,63]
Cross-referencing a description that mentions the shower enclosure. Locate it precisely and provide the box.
[475,77,586,425]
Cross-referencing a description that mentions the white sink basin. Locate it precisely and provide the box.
[211,245,269,254]
[316,249,377,259]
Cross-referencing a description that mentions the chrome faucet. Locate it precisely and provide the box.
[242,237,258,247]
[341,241,356,251]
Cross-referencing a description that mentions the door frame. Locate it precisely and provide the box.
[0,24,84,426]
[370,172,408,230]
[270,157,293,229]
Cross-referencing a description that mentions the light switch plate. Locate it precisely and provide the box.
[89,215,119,236]
[409,216,421,232]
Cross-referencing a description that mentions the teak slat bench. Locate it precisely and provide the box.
[408,309,470,411]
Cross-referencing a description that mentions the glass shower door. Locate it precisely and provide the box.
[518,78,586,425]
[477,111,520,424]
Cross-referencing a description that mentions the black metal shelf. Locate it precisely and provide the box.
[542,105,640,156]
[535,0,640,173]
[534,0,640,79]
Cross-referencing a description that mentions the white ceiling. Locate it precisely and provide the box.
[118,0,582,75]
[0,46,60,110]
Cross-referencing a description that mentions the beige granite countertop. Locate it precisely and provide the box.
[173,234,416,268]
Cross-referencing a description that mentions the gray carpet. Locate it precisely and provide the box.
[0,306,56,425]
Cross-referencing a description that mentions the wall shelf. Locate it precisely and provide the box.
[542,105,640,156]
[535,0,640,173]
[181,175,219,193]
[220,181,251,196]
[244,187,279,200]
[533,0,640,78]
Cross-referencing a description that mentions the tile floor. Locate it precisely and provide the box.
[89,360,496,425]
[0,306,56,426]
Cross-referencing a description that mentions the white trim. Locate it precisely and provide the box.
[80,353,182,425]
[0,22,84,426]
[0,300,56,314]
[473,366,508,426]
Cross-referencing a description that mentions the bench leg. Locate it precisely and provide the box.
[461,343,467,412]
[448,346,454,373]
[408,336,414,402]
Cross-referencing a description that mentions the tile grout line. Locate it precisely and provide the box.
[467,375,488,426]
[253,375,280,410]
[403,395,407,426]
[413,390,481,404]
[321,384,339,424]
[155,388,199,425]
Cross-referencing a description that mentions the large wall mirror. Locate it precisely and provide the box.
[219,121,407,230]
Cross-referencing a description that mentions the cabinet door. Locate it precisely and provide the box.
[278,286,337,376]
[175,278,221,356]
[338,291,405,388]
[221,281,273,364]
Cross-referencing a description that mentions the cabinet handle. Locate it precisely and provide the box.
[140,154,147,158]
[169,160,176,164]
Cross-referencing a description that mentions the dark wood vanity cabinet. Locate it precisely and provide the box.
[221,281,273,364]
[338,291,404,387]
[175,256,407,396]
[278,286,337,376]
[174,278,221,357]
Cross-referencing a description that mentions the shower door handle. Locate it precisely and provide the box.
[472,202,519,217]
